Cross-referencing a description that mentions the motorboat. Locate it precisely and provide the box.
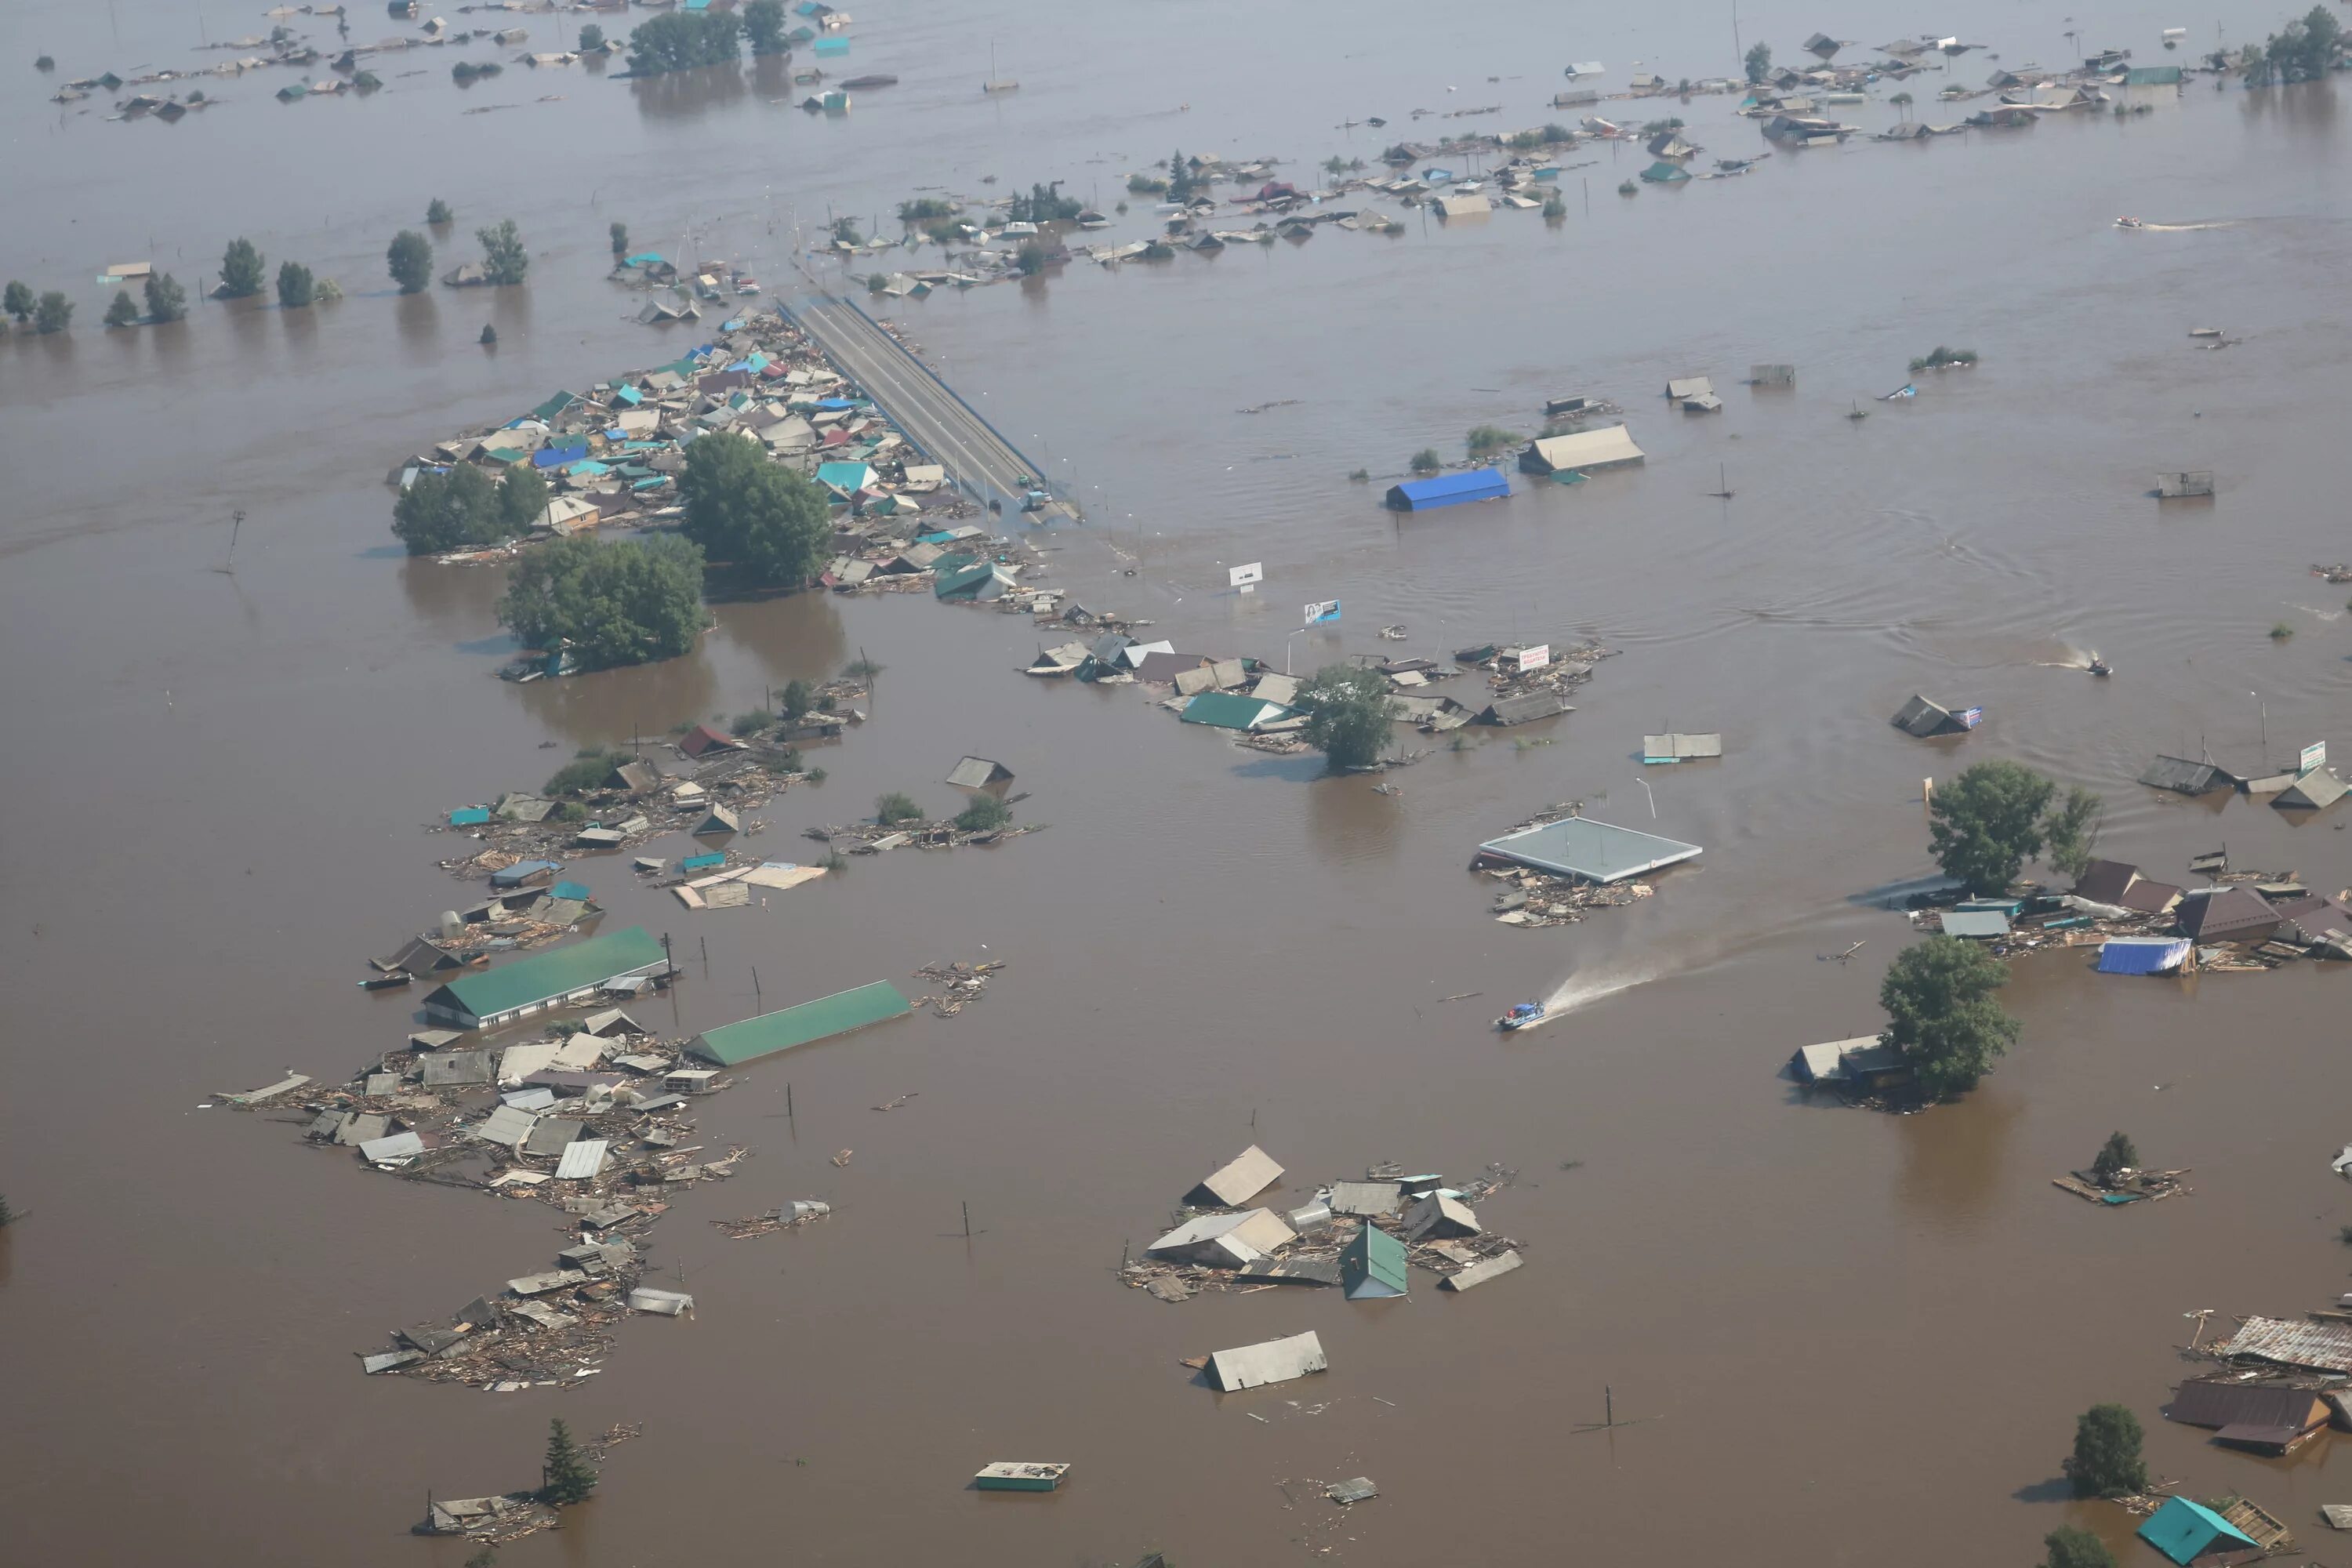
[2114,216,2145,229]
[2087,656,2111,677]
[1495,1001,1546,1032]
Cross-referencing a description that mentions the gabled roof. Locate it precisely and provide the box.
[1180,691,1298,731]
[1341,1225,1408,1298]
[421,927,666,1024]
[1192,1145,1283,1207]
[2073,859,2141,904]
[686,981,911,1065]
[2140,754,2223,794]
[2177,886,2279,940]
[2138,1497,2260,1567]
[1522,426,1646,474]
[1385,468,1510,510]
[2164,1379,2328,1434]
[946,756,1014,788]
[1892,695,1979,736]
[1207,1330,1327,1391]
[2275,766,2347,811]
[680,723,747,757]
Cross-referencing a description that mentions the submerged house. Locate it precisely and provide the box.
[420,926,668,1029]
[2162,1380,2332,1454]
[2175,887,2281,946]
[1891,695,1982,738]
[1519,426,1646,476]
[1475,815,1702,884]
[2136,1497,2263,1568]
[1385,469,1510,511]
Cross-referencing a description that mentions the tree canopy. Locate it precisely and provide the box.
[1744,42,1773,82]
[426,198,453,225]
[32,291,72,333]
[392,464,505,554]
[2253,5,2343,81]
[3,281,32,323]
[497,466,550,533]
[144,271,188,322]
[276,260,315,308]
[1297,663,1396,771]
[2090,1131,2138,1184]
[104,290,139,328]
[2042,1526,2116,1568]
[578,23,604,53]
[1879,935,2018,1099]
[539,1418,598,1506]
[742,0,787,55]
[387,230,433,293]
[220,237,267,299]
[2062,1404,2148,1498]
[477,220,528,286]
[677,433,831,586]
[1927,760,2054,892]
[1007,181,1082,223]
[496,535,706,670]
[628,11,742,73]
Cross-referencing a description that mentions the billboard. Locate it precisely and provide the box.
[2303,740,2328,771]
[1229,562,1264,589]
[1305,599,1341,626]
[1513,644,1551,673]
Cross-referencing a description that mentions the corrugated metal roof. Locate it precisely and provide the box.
[421,1050,494,1087]
[1441,1250,1524,1292]
[1940,909,2013,938]
[1180,691,1296,731]
[946,756,1012,788]
[1327,1180,1400,1217]
[1478,816,1702,884]
[687,981,911,1066]
[2140,754,2223,794]
[2216,1315,2352,1373]
[1480,692,1570,726]
[2277,767,2347,811]
[1207,1330,1328,1391]
[1523,426,1646,474]
[522,1118,585,1156]
[477,1105,539,1148]
[1342,1225,1409,1298]
[2072,858,2141,903]
[358,1131,425,1163]
[1641,731,1721,760]
[554,1139,610,1181]
[423,927,667,1024]
[2178,887,2279,940]
[2164,1379,2328,1433]
[1385,468,1510,510]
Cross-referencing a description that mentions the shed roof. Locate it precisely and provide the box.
[1891,694,1977,736]
[2119,878,2184,916]
[1327,1180,1401,1217]
[1478,816,1702,883]
[1181,691,1298,731]
[2216,1315,2352,1374]
[1642,731,1722,760]
[686,981,911,1065]
[946,756,1014,788]
[1192,1145,1284,1207]
[2140,754,2223,794]
[2072,858,2141,904]
[1207,1330,1328,1391]
[554,1139,610,1181]
[422,927,667,1025]
[1479,692,1570,726]
[1940,909,2012,938]
[2164,1379,2328,1434]
[1441,1250,1524,1292]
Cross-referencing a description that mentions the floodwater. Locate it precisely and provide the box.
[5,1,2352,1563]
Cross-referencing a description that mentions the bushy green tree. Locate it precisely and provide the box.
[875,791,923,825]
[1298,664,1396,771]
[497,466,550,533]
[426,198,453,225]
[496,536,706,670]
[32,291,72,333]
[1880,935,2017,1098]
[387,230,433,293]
[779,678,813,720]
[3,281,32,324]
[1744,42,1773,82]
[2044,786,2103,880]
[477,220,528,286]
[608,220,630,259]
[1014,240,1046,275]
[103,290,139,327]
[220,237,266,298]
[1409,448,1440,473]
[144,271,187,321]
[1007,182,1083,223]
[2042,1526,2115,1568]
[677,432,831,586]
[2262,5,2343,81]
[954,794,1012,832]
[578,23,604,53]
[2062,1404,2148,1498]
[627,11,742,73]
[742,0,787,55]
[276,260,315,308]
[392,465,503,554]
[1928,760,2053,892]
[539,1418,597,1506]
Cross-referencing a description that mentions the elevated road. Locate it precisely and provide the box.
[782,290,1073,519]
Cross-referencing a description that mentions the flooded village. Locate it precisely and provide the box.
[9,1,2352,1565]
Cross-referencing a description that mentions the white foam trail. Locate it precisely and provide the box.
[1540,960,1669,1017]
[2139,221,2237,232]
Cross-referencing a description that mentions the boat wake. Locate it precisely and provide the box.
[2137,221,2238,232]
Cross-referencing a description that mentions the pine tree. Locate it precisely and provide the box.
[540,1417,597,1505]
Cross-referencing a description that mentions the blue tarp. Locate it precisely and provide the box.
[815,397,862,411]
[2096,938,2190,975]
[622,252,666,268]
[1385,468,1510,511]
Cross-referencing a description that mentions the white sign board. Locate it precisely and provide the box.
[2303,739,2328,772]
[1305,599,1341,626]
[1229,562,1265,588]
[1513,644,1552,673]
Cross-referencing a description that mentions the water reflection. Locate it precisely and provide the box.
[1893,1085,2022,1233]
[393,291,440,364]
[397,554,508,638]
[510,649,720,750]
[1305,768,1401,865]
[630,64,752,124]
[715,590,848,686]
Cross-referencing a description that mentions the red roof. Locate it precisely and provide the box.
[680,723,748,757]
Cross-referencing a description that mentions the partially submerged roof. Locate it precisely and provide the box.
[1479,691,1570,727]
[1891,695,1980,737]
[1341,1225,1408,1299]
[1206,1330,1327,1391]
[1642,731,1722,761]
[1385,468,1510,511]
[2164,1379,2328,1434]
[2275,766,2347,811]
[1180,691,1299,732]
[422,927,666,1025]
[1478,816,1701,884]
[2071,858,2141,905]
[1441,1250,1524,1292]
[2215,1316,2352,1374]
[1940,909,2012,938]
[2138,1497,2261,1568]
[1192,1145,1283,1207]
[686,981,912,1065]
[1521,426,1646,474]
[2176,886,2279,941]
[2140,754,2224,794]
[1150,1207,1297,1265]
[1327,1180,1400,1218]
[946,756,1014,788]
[2096,937,2190,975]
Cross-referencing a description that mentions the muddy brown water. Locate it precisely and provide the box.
[5,2,2352,1563]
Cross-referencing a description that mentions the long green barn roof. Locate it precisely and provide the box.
[423,926,666,1021]
[688,981,911,1065]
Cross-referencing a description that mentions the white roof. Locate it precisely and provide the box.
[1195,1145,1283,1206]
[1437,193,1492,218]
[555,1139,611,1181]
[1441,1250,1524,1292]
[498,1042,560,1085]
[1149,1208,1296,1256]
[1666,376,1715,400]
[1208,1330,1328,1390]
[477,1105,539,1148]
[1527,425,1646,472]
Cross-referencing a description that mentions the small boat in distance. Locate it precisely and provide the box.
[2114,216,2145,229]
[2087,655,2112,677]
[1495,1001,1546,1032]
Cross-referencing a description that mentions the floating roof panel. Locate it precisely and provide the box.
[1477,817,1701,883]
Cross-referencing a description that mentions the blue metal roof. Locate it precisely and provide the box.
[1386,468,1510,510]
[551,880,593,902]
[1940,909,2012,938]
[2138,1497,2257,1567]
[449,807,492,827]
[2097,937,2190,975]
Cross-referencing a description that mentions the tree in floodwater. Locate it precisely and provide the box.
[1298,664,1398,772]
[609,221,630,259]
[426,198,453,225]
[2063,1404,2148,1498]
[387,230,433,294]
[496,536,706,670]
[32,292,72,333]
[3,281,32,324]
[477,220,528,286]
[219,237,267,298]
[677,431,830,586]
[1927,759,2052,892]
[103,290,140,328]
[2089,1131,2139,1185]
[144,272,188,322]
[1879,935,2018,1099]
[392,464,503,555]
[742,0,788,55]
[539,1418,597,1506]
[1744,42,1772,82]
[496,466,550,534]
[2042,1526,2116,1568]
[276,260,316,309]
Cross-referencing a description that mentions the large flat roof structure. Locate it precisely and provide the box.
[1475,817,1702,884]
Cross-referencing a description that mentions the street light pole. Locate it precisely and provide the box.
[1633,777,1656,818]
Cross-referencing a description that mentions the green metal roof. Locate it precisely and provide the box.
[2138,1497,2257,1566]
[1342,1226,1408,1298]
[687,982,911,1065]
[423,927,665,1022]
[934,559,1003,598]
[531,390,579,422]
[2125,65,2183,85]
[1179,691,1297,731]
